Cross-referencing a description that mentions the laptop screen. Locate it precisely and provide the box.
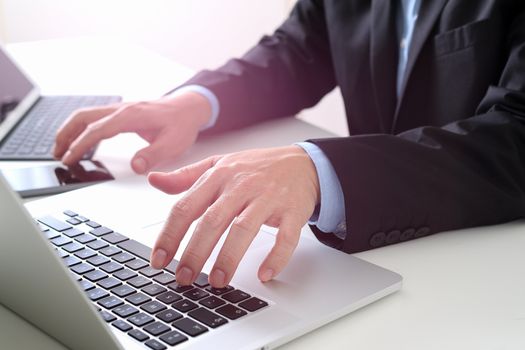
[0,46,34,121]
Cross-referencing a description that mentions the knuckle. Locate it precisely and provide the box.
[182,248,202,266]
[172,197,193,219]
[276,229,299,251]
[201,208,224,230]
[217,250,238,269]
[231,216,256,234]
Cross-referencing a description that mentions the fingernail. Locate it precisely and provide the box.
[260,269,274,282]
[210,268,226,287]
[132,157,147,174]
[151,249,167,268]
[177,266,193,285]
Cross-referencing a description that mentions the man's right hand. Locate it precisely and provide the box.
[53,91,212,174]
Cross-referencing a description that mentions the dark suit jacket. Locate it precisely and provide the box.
[181,0,525,253]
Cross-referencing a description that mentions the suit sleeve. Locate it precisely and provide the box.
[308,10,525,253]
[177,0,336,135]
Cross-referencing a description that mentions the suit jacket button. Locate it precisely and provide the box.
[414,226,430,238]
[400,228,415,241]
[370,232,386,247]
[386,230,401,244]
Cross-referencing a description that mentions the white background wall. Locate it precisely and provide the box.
[0,0,347,136]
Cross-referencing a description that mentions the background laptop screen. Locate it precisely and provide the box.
[0,47,34,119]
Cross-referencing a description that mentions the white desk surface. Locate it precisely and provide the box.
[1,38,525,350]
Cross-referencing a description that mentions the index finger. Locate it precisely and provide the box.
[53,105,119,159]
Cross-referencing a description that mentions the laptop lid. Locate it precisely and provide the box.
[12,172,402,349]
[0,44,40,142]
[0,173,122,350]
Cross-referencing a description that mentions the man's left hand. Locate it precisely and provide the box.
[148,145,320,288]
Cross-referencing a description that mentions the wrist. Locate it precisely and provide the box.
[162,91,212,130]
[291,145,321,205]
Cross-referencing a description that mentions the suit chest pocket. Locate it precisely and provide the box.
[432,19,493,57]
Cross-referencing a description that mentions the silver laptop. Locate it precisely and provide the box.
[0,44,120,160]
[0,173,402,350]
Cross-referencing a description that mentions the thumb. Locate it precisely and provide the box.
[131,132,181,174]
[148,155,219,194]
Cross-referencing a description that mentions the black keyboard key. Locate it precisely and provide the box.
[128,329,149,342]
[78,279,95,291]
[222,289,250,303]
[71,263,95,275]
[145,339,167,350]
[199,296,226,309]
[140,300,167,314]
[193,272,209,287]
[84,270,109,282]
[152,273,176,285]
[50,236,72,247]
[168,282,193,294]
[100,246,122,257]
[127,312,154,327]
[184,288,209,301]
[85,221,101,228]
[125,258,149,270]
[63,227,83,238]
[117,239,152,262]
[125,293,151,306]
[112,252,134,263]
[111,284,136,298]
[172,299,198,313]
[156,309,182,323]
[99,310,116,322]
[112,319,132,332]
[75,233,96,244]
[156,291,182,305]
[74,248,97,260]
[43,230,60,239]
[173,317,208,337]
[87,288,109,301]
[100,262,124,274]
[188,307,228,328]
[87,255,110,267]
[140,266,163,278]
[103,232,129,244]
[159,330,187,346]
[62,242,84,253]
[55,249,69,258]
[113,304,139,318]
[216,304,248,320]
[239,297,269,312]
[87,240,109,250]
[63,255,82,267]
[113,268,137,280]
[128,276,152,288]
[90,226,113,237]
[66,218,82,225]
[143,321,170,336]
[98,295,123,309]
[98,277,122,290]
[142,284,167,296]
[164,260,179,275]
[38,216,71,231]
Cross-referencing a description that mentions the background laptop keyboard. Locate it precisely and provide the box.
[0,95,120,160]
[37,210,269,349]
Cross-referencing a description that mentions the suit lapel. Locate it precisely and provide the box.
[393,0,448,129]
[370,0,398,133]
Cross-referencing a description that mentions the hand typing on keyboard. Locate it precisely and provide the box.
[148,145,320,288]
[53,91,211,173]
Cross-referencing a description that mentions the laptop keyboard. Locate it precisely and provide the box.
[37,211,269,349]
[0,95,120,160]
